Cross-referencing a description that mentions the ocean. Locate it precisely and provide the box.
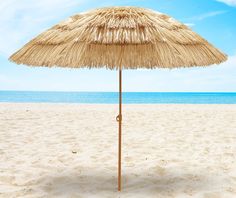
[0,91,236,104]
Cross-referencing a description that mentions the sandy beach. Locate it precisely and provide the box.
[0,103,236,198]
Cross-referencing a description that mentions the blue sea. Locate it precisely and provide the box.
[0,91,236,104]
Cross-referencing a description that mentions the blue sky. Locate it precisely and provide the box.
[0,0,236,92]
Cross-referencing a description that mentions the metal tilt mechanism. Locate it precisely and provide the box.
[116,68,122,191]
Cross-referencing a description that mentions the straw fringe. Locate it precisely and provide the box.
[9,6,227,69]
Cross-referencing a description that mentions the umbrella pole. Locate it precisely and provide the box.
[118,68,122,191]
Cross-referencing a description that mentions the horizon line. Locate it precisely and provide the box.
[1,90,236,93]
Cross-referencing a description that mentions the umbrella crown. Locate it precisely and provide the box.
[9,6,227,69]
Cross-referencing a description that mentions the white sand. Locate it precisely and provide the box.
[0,103,236,198]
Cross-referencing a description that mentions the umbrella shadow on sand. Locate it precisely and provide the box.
[35,167,223,196]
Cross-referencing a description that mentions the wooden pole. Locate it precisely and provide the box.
[118,68,122,191]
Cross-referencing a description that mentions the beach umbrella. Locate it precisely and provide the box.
[9,6,227,191]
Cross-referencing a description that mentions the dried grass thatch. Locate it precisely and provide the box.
[9,6,227,69]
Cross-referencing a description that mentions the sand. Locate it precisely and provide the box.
[0,103,236,198]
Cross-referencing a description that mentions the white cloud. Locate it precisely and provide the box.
[184,23,195,27]
[122,54,236,92]
[189,10,227,21]
[216,0,236,6]
[0,0,84,57]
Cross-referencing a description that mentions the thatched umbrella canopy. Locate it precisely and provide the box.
[10,6,227,68]
[9,6,227,192]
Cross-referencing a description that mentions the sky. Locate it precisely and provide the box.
[0,0,236,92]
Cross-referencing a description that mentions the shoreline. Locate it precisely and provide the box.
[1,102,236,104]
